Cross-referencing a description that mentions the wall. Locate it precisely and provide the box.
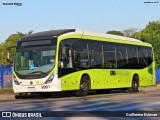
[0,66,160,93]
[156,69,160,83]
[0,65,12,93]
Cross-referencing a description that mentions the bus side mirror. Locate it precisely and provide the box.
[59,60,63,68]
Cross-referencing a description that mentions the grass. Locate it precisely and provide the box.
[0,87,13,94]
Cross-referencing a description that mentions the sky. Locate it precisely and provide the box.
[0,0,160,43]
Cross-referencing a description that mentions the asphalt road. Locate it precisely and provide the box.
[0,86,160,120]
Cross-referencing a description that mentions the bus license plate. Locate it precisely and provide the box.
[28,87,35,91]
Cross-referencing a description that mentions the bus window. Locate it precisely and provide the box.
[73,40,89,68]
[103,43,117,69]
[139,47,149,68]
[147,48,153,65]
[61,45,73,68]
[128,45,138,69]
[88,41,102,68]
[116,45,128,68]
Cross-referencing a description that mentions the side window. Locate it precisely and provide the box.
[138,47,149,68]
[116,44,128,68]
[103,42,117,68]
[88,40,102,68]
[59,40,73,68]
[128,45,138,69]
[147,48,153,65]
[73,40,89,68]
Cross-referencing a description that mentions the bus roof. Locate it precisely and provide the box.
[81,29,142,42]
[60,29,142,43]
[20,29,144,44]
[20,29,75,41]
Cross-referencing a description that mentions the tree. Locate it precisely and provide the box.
[123,28,138,38]
[0,31,33,65]
[107,30,123,36]
[134,21,160,68]
[0,43,4,64]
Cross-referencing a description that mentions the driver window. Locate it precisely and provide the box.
[59,41,73,68]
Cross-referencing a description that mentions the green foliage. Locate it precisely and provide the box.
[134,21,160,68]
[0,31,33,65]
[107,30,123,36]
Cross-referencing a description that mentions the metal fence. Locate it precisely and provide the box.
[0,65,160,93]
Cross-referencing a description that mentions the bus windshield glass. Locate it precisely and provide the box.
[14,39,57,76]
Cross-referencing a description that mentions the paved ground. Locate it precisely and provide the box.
[0,84,160,100]
[0,85,160,120]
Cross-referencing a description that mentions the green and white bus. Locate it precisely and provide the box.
[13,29,156,97]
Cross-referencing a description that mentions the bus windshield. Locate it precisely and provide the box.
[14,47,56,76]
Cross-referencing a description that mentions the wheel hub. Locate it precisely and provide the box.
[81,82,87,91]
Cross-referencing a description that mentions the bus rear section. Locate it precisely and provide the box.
[58,37,155,96]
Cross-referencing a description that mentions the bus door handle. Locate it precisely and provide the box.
[110,71,116,76]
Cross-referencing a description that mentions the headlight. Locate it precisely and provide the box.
[13,75,20,85]
[44,72,55,84]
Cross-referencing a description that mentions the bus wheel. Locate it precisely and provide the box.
[15,93,25,99]
[129,75,139,93]
[40,92,52,98]
[75,75,90,97]
[15,94,21,99]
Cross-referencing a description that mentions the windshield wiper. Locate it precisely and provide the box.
[27,71,46,75]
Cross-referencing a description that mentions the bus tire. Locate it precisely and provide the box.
[75,75,90,97]
[40,92,52,98]
[15,95,21,99]
[128,75,139,93]
[15,93,25,99]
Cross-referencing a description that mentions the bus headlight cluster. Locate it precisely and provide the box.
[44,72,55,84]
[13,75,20,85]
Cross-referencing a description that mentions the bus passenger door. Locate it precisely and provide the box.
[58,43,73,77]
